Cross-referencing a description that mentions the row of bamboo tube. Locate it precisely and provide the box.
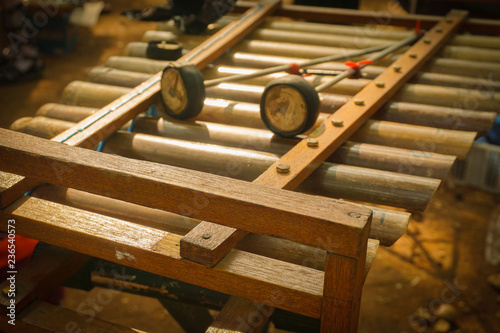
[12,14,499,253]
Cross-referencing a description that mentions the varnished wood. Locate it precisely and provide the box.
[207,297,273,333]
[0,128,370,257]
[2,196,326,318]
[182,10,469,268]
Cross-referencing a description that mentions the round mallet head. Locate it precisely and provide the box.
[260,75,320,137]
[160,62,205,119]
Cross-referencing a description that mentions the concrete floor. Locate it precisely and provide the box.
[1,1,500,332]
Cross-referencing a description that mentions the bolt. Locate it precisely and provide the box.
[423,38,431,44]
[202,234,211,240]
[306,137,319,147]
[409,52,417,58]
[276,163,290,173]
[393,64,402,72]
[349,212,362,218]
[375,81,385,88]
[354,98,365,106]
[436,27,443,32]
[446,18,453,23]
[331,119,344,127]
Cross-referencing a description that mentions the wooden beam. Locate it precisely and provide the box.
[0,128,370,257]
[0,0,281,209]
[1,196,325,318]
[181,9,469,267]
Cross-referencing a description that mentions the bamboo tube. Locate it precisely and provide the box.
[142,30,205,50]
[204,67,500,111]
[30,183,407,250]
[60,81,131,108]
[105,56,169,74]
[35,103,99,123]
[420,57,500,78]
[17,114,457,181]
[86,66,499,128]
[88,67,152,87]
[261,20,500,49]
[233,38,500,63]
[250,28,398,49]
[123,42,148,58]
[26,108,457,179]
[13,115,437,211]
[223,51,500,91]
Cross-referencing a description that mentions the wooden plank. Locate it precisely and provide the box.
[159,299,213,333]
[206,297,273,333]
[0,128,370,257]
[0,0,281,209]
[13,301,142,333]
[0,245,90,315]
[181,9,468,267]
[1,196,325,318]
[234,1,500,34]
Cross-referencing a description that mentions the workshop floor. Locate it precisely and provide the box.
[1,1,499,332]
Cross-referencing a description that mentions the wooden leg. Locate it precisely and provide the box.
[320,242,367,333]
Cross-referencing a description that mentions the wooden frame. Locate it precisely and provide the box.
[0,2,494,332]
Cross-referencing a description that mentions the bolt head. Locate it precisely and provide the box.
[349,212,362,218]
[393,64,402,72]
[276,163,290,173]
[423,38,431,44]
[436,27,443,32]
[446,18,453,23]
[331,118,344,127]
[306,137,319,147]
[202,234,211,240]
[354,98,365,106]
[375,81,385,88]
[409,52,417,58]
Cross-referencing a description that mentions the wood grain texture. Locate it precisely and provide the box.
[0,0,281,209]
[207,296,273,333]
[30,184,380,271]
[0,245,89,315]
[1,196,325,318]
[0,128,370,257]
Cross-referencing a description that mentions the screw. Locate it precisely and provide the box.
[276,163,290,173]
[202,234,211,240]
[306,138,319,147]
[354,98,365,106]
[331,119,344,127]
[446,18,453,23]
[436,27,443,32]
[375,81,385,88]
[393,64,402,72]
[423,38,431,44]
[349,212,361,218]
[409,52,417,58]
